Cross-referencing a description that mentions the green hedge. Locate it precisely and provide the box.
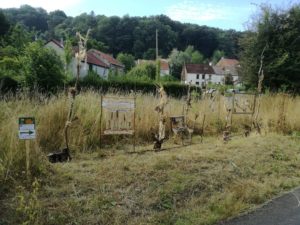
[75,79,201,98]
[0,76,201,98]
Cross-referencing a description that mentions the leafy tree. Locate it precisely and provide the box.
[184,45,194,57]
[143,48,156,60]
[0,56,25,82]
[0,10,10,36]
[116,53,135,73]
[212,50,225,65]
[168,49,186,79]
[169,46,205,78]
[23,42,65,91]
[240,4,300,91]
[2,6,243,66]
[126,63,156,81]
[216,29,241,58]
[4,5,48,31]
[191,51,204,63]
[87,38,108,52]
[8,24,32,49]
[47,10,67,36]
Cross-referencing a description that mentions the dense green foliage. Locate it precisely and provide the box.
[23,42,65,91]
[0,10,10,36]
[80,77,201,98]
[0,24,65,91]
[240,4,300,91]
[2,5,241,60]
[125,63,157,81]
[116,53,135,73]
[168,46,206,79]
[2,3,300,93]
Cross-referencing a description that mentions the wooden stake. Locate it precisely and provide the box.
[230,93,234,126]
[99,95,103,150]
[25,140,30,179]
[133,97,136,152]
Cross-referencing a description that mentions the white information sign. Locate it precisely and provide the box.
[102,97,135,135]
[19,117,36,140]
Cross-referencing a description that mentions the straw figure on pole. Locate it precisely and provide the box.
[153,84,168,151]
[48,30,91,163]
[252,44,267,134]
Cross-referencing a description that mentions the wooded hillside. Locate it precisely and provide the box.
[1,5,241,59]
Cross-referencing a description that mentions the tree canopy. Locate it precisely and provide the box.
[2,5,241,60]
[240,4,300,92]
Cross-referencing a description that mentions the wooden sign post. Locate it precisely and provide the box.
[19,117,36,179]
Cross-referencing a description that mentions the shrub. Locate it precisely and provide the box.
[0,76,19,93]
[77,79,201,98]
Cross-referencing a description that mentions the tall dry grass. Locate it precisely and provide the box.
[0,91,300,185]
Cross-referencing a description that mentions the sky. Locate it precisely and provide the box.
[0,0,299,30]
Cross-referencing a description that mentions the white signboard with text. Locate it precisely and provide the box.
[102,97,135,135]
[19,117,36,140]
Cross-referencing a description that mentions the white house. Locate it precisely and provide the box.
[181,64,218,87]
[45,39,124,79]
[181,59,241,87]
[213,58,240,85]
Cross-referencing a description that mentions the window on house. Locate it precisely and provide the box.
[196,74,199,79]
[196,81,199,85]
[202,74,205,79]
[209,75,212,80]
[89,64,93,71]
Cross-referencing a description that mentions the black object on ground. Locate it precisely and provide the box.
[48,148,72,163]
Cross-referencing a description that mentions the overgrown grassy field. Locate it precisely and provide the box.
[1,91,300,224]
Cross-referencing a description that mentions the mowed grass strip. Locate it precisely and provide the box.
[4,134,298,225]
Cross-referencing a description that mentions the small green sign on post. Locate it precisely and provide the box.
[19,117,36,179]
[19,117,36,140]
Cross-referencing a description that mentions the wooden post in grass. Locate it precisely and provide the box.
[25,140,30,178]
[19,117,36,179]
[133,96,136,152]
[99,95,103,150]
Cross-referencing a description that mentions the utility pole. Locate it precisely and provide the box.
[156,29,160,81]
[156,29,158,60]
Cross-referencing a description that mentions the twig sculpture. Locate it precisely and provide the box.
[153,84,168,150]
[252,44,267,134]
[172,82,198,145]
[49,30,90,163]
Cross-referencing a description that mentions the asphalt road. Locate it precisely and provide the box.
[217,187,300,225]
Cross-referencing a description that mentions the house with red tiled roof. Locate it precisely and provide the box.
[88,49,125,74]
[181,64,216,87]
[45,39,123,79]
[136,59,170,76]
[213,58,240,84]
[181,58,241,87]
